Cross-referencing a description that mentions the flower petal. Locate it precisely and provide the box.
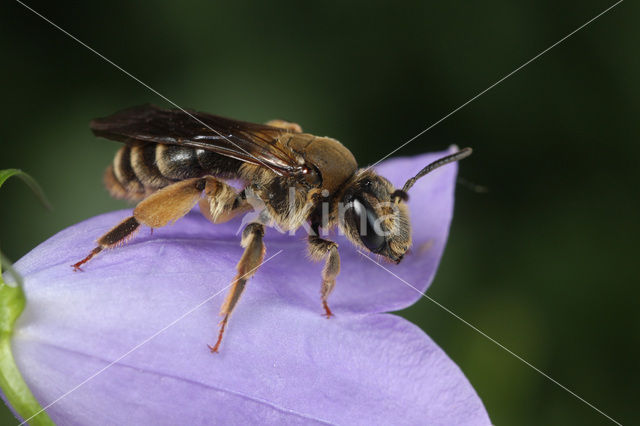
[11,243,488,424]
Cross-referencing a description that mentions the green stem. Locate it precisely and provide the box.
[0,283,54,425]
[1,168,55,424]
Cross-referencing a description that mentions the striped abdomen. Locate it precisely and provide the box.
[104,143,244,201]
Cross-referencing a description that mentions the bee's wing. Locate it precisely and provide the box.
[90,104,303,176]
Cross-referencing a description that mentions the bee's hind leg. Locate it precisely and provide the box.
[209,222,266,353]
[71,216,141,271]
[72,176,237,271]
[308,230,340,318]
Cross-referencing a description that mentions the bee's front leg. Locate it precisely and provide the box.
[209,222,266,353]
[307,228,340,318]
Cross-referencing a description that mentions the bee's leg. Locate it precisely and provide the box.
[198,180,249,224]
[209,222,266,353]
[71,216,141,271]
[72,177,230,271]
[264,119,303,133]
[308,233,340,318]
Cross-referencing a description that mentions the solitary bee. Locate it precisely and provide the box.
[73,105,471,352]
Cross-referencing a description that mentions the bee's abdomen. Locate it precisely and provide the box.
[104,143,244,201]
[104,145,147,201]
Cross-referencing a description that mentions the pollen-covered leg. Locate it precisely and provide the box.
[308,235,340,318]
[72,177,207,270]
[209,223,265,353]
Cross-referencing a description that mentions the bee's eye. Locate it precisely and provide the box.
[352,198,386,253]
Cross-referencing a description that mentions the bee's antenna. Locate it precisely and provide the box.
[397,148,473,199]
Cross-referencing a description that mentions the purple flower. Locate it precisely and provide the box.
[2,149,490,425]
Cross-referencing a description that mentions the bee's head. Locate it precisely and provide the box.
[339,171,410,263]
[338,148,472,263]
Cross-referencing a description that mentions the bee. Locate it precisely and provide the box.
[73,104,471,352]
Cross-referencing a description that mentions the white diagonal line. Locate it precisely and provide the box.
[368,0,623,170]
[20,249,284,425]
[358,251,622,426]
[15,0,285,177]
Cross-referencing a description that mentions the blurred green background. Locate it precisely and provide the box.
[1,1,638,424]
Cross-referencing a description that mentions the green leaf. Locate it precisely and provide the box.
[0,169,52,210]
[0,167,51,287]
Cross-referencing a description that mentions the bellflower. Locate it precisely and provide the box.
[1,149,491,425]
